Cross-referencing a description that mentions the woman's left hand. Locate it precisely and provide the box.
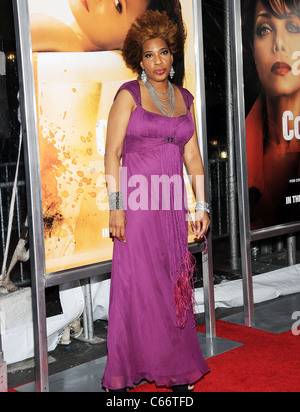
[194,211,210,240]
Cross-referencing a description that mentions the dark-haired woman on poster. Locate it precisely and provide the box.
[243,0,300,229]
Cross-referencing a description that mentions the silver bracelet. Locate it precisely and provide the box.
[108,191,124,211]
[195,201,210,214]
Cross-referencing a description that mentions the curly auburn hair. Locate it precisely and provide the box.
[122,10,186,84]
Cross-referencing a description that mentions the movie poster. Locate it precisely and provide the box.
[28,0,199,274]
[242,0,300,231]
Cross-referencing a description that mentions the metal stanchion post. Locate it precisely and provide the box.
[202,233,217,357]
[287,235,297,266]
[77,279,106,345]
[225,0,240,272]
[230,0,255,327]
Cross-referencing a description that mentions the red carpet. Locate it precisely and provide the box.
[129,320,300,393]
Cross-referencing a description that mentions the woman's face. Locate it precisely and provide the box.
[253,0,300,97]
[140,37,174,84]
[69,0,150,50]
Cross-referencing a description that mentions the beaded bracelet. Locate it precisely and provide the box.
[195,201,210,214]
[108,192,124,211]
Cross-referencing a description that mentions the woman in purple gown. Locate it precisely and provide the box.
[102,10,210,392]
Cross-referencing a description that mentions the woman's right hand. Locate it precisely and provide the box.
[109,210,127,243]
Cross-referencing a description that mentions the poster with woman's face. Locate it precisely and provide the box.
[242,0,300,231]
[28,0,198,274]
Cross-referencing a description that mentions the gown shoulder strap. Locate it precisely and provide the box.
[114,80,141,106]
[176,85,194,111]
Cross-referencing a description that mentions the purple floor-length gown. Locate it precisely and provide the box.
[102,80,209,390]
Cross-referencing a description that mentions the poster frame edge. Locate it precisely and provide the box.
[193,0,216,340]
[13,0,115,288]
[251,222,300,242]
[12,0,49,392]
[230,0,255,327]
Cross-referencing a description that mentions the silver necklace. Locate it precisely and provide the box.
[145,80,175,117]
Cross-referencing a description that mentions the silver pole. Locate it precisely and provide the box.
[13,0,49,392]
[276,238,284,253]
[82,279,95,341]
[225,0,240,271]
[82,290,89,341]
[194,0,216,341]
[287,235,297,266]
[230,0,255,327]
[78,279,106,344]
[202,234,217,342]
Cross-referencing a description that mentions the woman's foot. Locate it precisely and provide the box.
[171,384,194,392]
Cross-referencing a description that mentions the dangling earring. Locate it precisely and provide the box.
[141,69,147,84]
[169,66,175,80]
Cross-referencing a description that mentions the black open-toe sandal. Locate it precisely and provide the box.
[171,385,194,392]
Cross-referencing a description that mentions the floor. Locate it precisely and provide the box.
[14,333,243,393]
[6,238,300,392]
[223,293,300,334]
[10,292,300,392]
